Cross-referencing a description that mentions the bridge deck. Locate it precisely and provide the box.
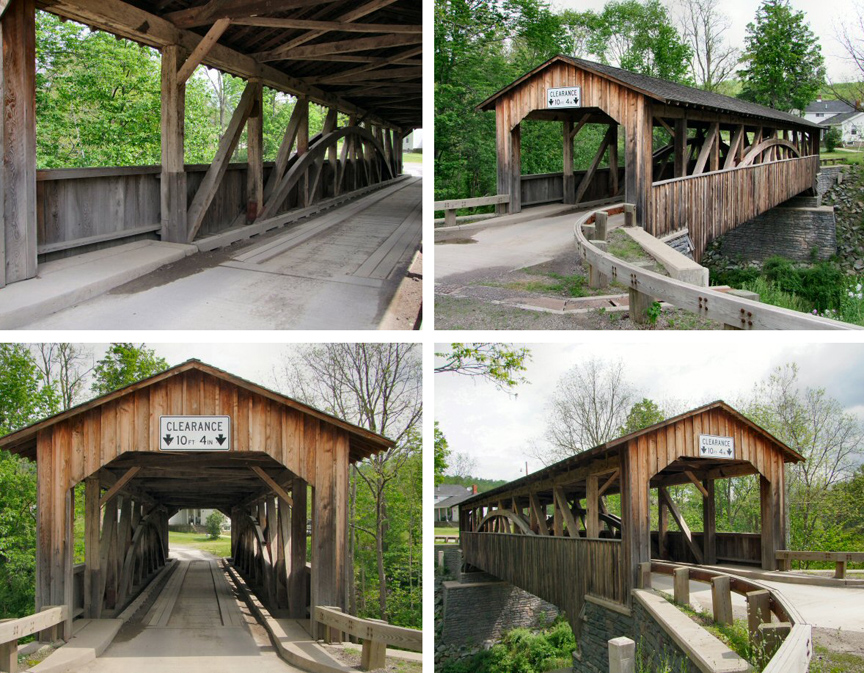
[11,178,421,329]
[74,550,306,673]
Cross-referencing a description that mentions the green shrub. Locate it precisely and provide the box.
[825,127,841,152]
[205,511,226,539]
[762,256,845,312]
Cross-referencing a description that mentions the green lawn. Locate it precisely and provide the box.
[821,150,864,165]
[403,151,422,163]
[168,531,232,558]
[810,645,864,673]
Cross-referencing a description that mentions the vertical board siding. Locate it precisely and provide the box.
[520,168,624,206]
[649,155,819,261]
[461,531,624,629]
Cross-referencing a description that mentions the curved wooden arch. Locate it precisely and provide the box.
[475,509,536,535]
[117,508,168,605]
[739,139,801,167]
[258,125,394,221]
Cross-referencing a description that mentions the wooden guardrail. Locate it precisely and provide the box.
[0,605,69,673]
[649,562,811,672]
[574,204,864,330]
[433,194,510,226]
[314,606,421,671]
[776,550,864,578]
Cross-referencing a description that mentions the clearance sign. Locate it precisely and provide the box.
[547,86,582,108]
[159,416,231,451]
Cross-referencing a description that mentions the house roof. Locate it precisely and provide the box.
[434,492,475,509]
[0,359,393,462]
[459,400,805,509]
[820,110,864,126]
[805,99,855,114]
[435,484,472,498]
[478,55,820,129]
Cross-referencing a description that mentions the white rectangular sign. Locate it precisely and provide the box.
[547,86,582,108]
[160,416,231,451]
[699,434,734,459]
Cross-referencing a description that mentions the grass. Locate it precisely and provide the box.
[821,150,864,165]
[403,151,422,164]
[809,645,864,673]
[168,531,232,558]
[607,232,647,262]
[481,271,589,297]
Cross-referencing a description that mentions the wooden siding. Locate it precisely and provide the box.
[521,168,624,206]
[649,155,819,260]
[652,531,762,565]
[461,531,624,631]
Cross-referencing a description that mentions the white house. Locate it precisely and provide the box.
[820,110,864,146]
[402,129,423,152]
[169,508,224,528]
[434,484,475,524]
[804,96,855,124]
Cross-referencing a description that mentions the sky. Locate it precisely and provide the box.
[552,0,858,83]
[435,341,864,482]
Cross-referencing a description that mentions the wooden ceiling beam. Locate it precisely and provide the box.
[177,18,231,84]
[256,32,421,63]
[100,467,141,507]
[250,466,294,507]
[318,66,420,83]
[164,0,339,29]
[311,47,422,82]
[229,18,420,34]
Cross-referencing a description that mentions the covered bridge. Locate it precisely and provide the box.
[0,0,420,287]
[0,359,391,641]
[458,401,803,632]
[478,55,821,260]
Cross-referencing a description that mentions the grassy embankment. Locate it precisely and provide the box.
[168,531,232,558]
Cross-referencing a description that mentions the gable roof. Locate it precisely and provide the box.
[805,99,855,114]
[459,400,804,509]
[0,359,393,462]
[478,55,820,129]
[435,492,475,509]
[820,110,864,126]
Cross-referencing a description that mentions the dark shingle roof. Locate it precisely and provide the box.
[820,110,864,126]
[478,55,820,129]
[435,484,472,498]
[434,492,475,509]
[805,99,855,114]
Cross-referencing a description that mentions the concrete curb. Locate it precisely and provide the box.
[0,241,196,328]
[27,619,123,673]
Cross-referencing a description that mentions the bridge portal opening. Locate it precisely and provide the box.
[0,360,392,643]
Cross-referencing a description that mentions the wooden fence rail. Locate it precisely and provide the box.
[314,606,421,671]
[651,562,811,673]
[649,155,820,261]
[0,605,69,673]
[574,205,864,330]
[461,531,624,634]
[776,550,864,578]
[433,194,510,227]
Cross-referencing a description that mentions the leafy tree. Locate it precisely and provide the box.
[824,126,841,152]
[205,511,226,539]
[618,398,666,435]
[583,0,693,83]
[91,344,169,396]
[435,422,450,485]
[0,344,60,435]
[738,0,824,112]
[434,343,531,391]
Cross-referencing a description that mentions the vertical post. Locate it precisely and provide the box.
[608,124,619,196]
[1,0,38,286]
[62,486,73,641]
[289,477,307,619]
[563,120,574,204]
[624,98,652,229]
[608,637,635,673]
[760,475,776,570]
[674,118,687,177]
[673,567,689,606]
[639,562,652,589]
[160,44,187,243]
[594,211,608,241]
[586,475,599,538]
[297,100,309,205]
[510,123,521,213]
[711,576,733,625]
[658,498,668,560]
[246,79,263,223]
[553,497,563,536]
[703,479,717,565]
[84,477,100,619]
[0,633,16,673]
[395,130,403,175]
[746,590,771,643]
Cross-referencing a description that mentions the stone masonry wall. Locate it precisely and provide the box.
[717,206,836,262]
[818,166,844,196]
[439,580,559,648]
[434,544,463,578]
[572,596,701,673]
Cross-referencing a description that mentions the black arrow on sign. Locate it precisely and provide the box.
[163,434,174,446]
[215,434,227,446]
[549,98,554,106]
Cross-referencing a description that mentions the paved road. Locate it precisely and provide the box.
[23,179,421,330]
[77,547,302,673]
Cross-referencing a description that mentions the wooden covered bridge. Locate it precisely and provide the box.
[0,359,391,650]
[0,0,420,288]
[457,401,804,634]
[478,55,822,261]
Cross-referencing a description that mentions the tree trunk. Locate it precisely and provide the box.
[376,485,387,619]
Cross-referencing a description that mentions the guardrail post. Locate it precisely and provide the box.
[445,208,456,228]
[360,618,388,671]
[608,636,635,673]
[639,562,652,589]
[623,204,636,228]
[835,560,847,579]
[437,550,444,568]
[628,287,654,324]
[746,590,771,644]
[756,622,792,666]
[710,576,733,625]
[594,212,608,241]
[673,567,689,606]
[0,618,16,673]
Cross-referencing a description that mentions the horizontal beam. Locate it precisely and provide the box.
[0,606,67,644]
[229,17,420,33]
[164,0,338,28]
[256,32,422,62]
